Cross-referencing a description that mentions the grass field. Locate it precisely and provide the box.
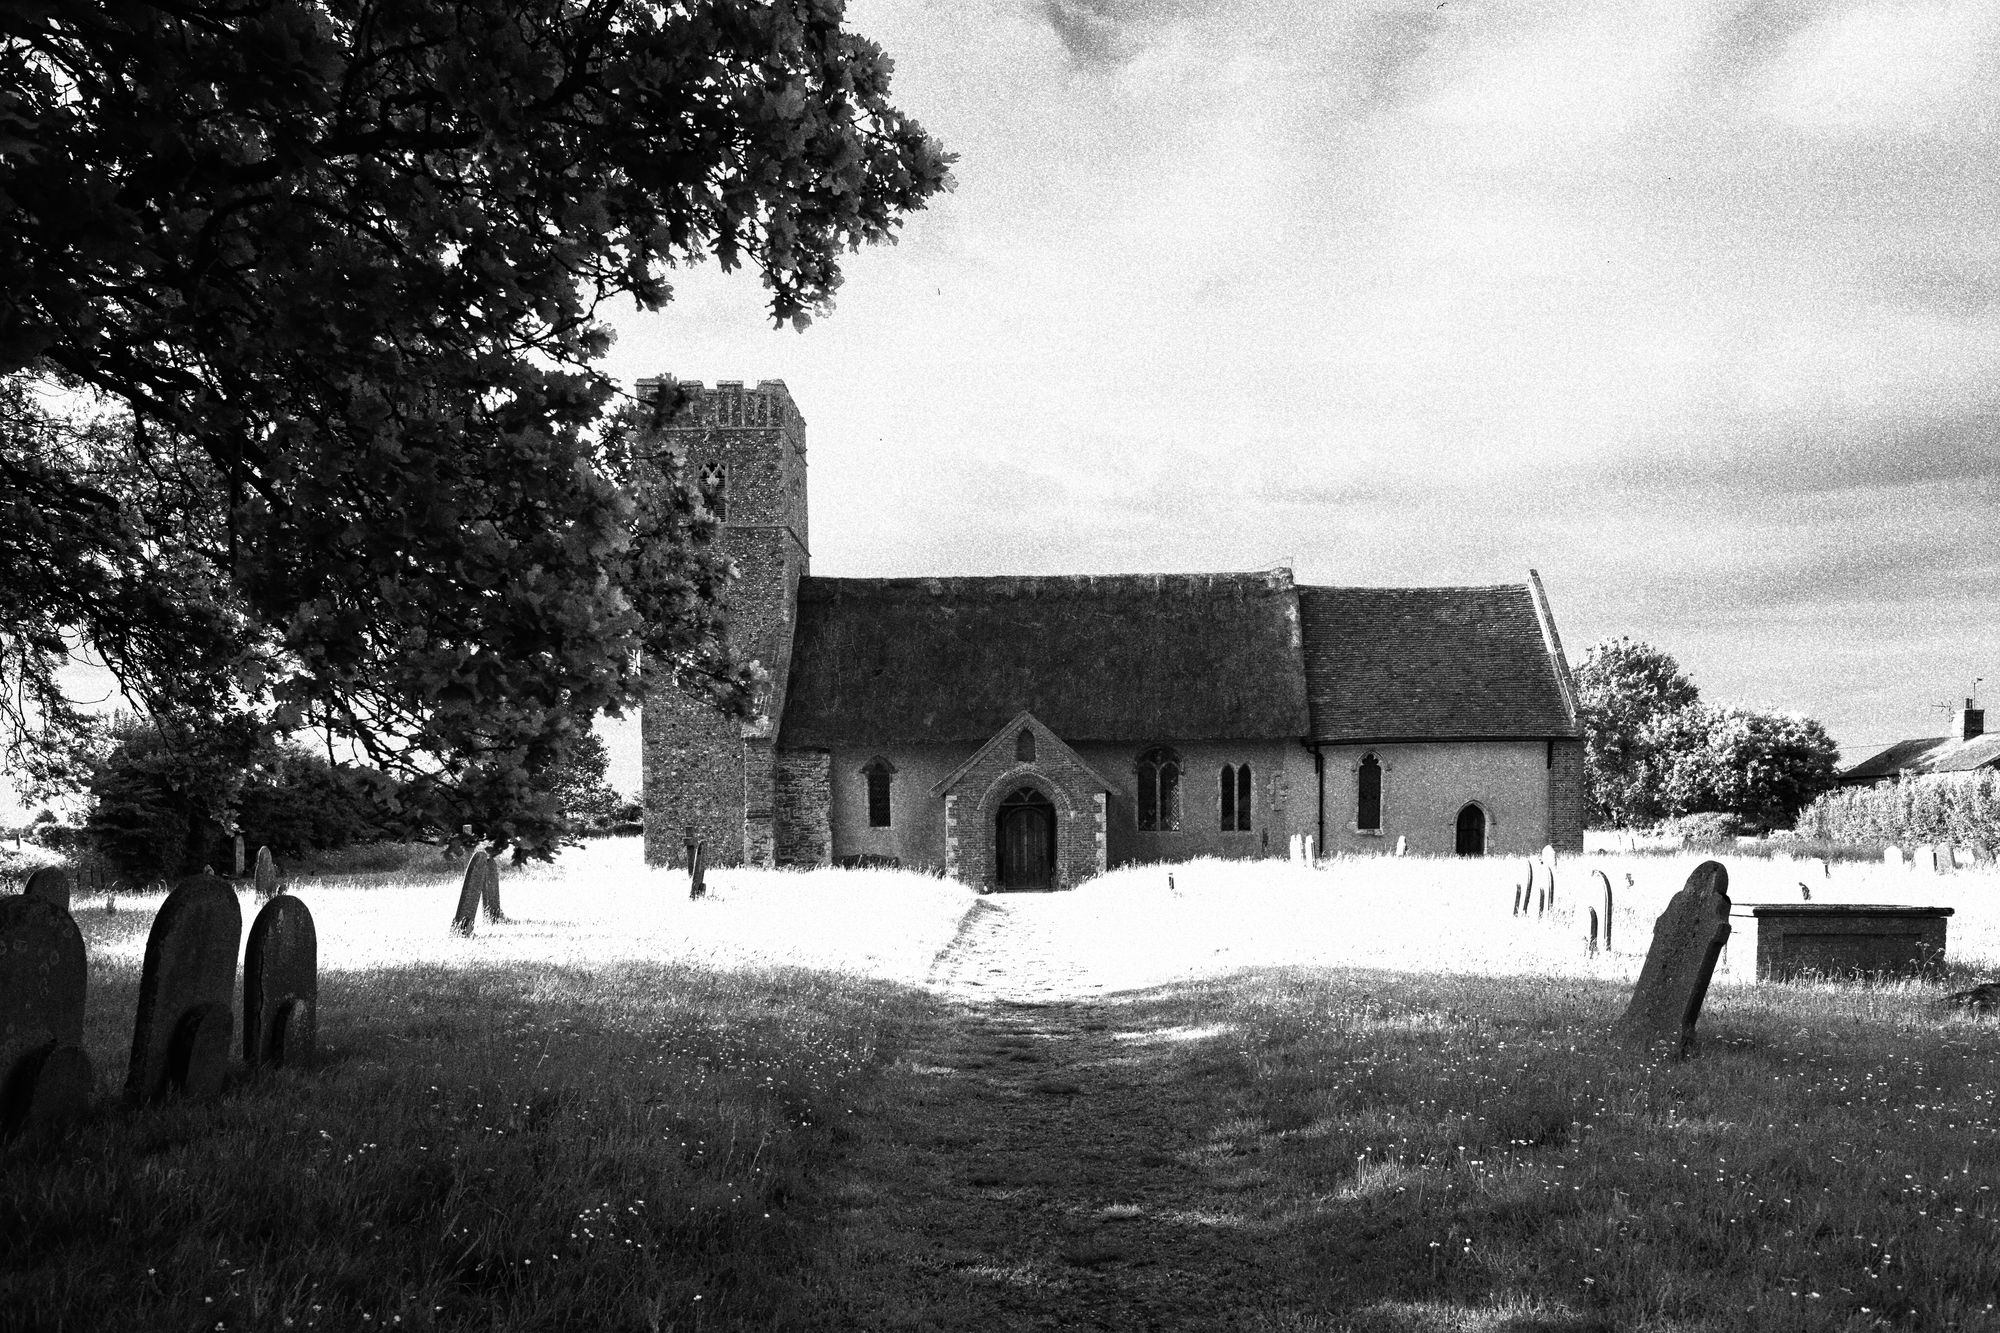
[5,842,1999,1330]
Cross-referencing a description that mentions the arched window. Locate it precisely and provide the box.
[1137,747,1181,832]
[1015,727,1036,763]
[1357,753,1382,831]
[1219,764,1253,832]
[862,757,895,828]
[699,462,727,520]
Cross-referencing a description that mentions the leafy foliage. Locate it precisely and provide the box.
[1,0,950,857]
[540,728,625,837]
[1796,772,2000,855]
[1576,638,1837,828]
[1574,638,1699,825]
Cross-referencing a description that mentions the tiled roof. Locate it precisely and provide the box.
[1297,585,1580,743]
[1928,733,2000,773]
[777,570,1311,748]
[1839,737,1950,783]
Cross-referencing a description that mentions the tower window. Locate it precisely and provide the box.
[699,462,727,520]
[862,757,895,828]
[1137,747,1182,832]
[1357,753,1382,831]
[1220,763,1253,832]
[1016,728,1036,763]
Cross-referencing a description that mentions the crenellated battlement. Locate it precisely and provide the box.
[635,375,805,437]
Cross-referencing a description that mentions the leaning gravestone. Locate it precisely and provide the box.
[453,851,488,936]
[0,894,94,1139]
[244,894,317,1068]
[22,866,70,911]
[479,854,504,923]
[127,874,242,1103]
[1613,860,1731,1059]
[688,841,707,900]
[1594,869,1614,953]
[253,846,279,899]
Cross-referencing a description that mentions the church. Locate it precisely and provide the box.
[640,378,1586,890]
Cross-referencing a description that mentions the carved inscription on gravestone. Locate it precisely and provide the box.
[127,874,241,1102]
[1613,860,1731,1059]
[0,895,93,1137]
[244,894,317,1068]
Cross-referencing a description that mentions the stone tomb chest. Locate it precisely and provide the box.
[1752,904,1953,981]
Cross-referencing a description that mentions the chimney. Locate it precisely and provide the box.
[1956,698,1984,742]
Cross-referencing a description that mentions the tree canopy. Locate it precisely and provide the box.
[1575,638,1837,828]
[1,0,950,854]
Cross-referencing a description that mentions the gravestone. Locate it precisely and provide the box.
[233,833,246,878]
[1884,844,1901,868]
[478,854,504,923]
[453,851,488,936]
[0,894,93,1138]
[253,845,278,899]
[1913,843,1934,874]
[126,874,241,1103]
[1512,883,1523,917]
[1394,835,1407,857]
[1288,833,1302,863]
[22,866,70,911]
[1594,869,1614,953]
[1541,843,1557,868]
[1588,906,1600,955]
[1304,835,1315,863]
[688,841,707,900]
[1613,860,1731,1059]
[244,894,317,1068]
[1545,866,1556,909]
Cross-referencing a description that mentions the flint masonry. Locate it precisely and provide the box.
[640,377,1585,891]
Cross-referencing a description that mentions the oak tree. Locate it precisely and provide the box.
[1,0,950,853]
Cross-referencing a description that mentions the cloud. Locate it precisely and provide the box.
[1038,0,1147,65]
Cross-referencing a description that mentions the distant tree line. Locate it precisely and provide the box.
[1576,639,1839,830]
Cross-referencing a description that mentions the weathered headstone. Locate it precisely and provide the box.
[1288,833,1302,863]
[689,841,707,900]
[1541,843,1557,868]
[22,866,70,911]
[1394,835,1407,857]
[0,894,93,1138]
[1512,883,1523,917]
[1913,843,1935,874]
[244,894,317,1068]
[1303,835,1315,863]
[1593,869,1613,953]
[453,851,488,936]
[1612,860,1731,1059]
[233,833,246,878]
[478,854,504,923]
[253,845,278,899]
[1545,866,1556,910]
[1884,844,1902,868]
[1588,906,1600,955]
[126,874,241,1103]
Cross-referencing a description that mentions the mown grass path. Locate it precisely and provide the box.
[816,897,1359,1332]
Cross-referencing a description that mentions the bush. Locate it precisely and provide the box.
[1794,773,2000,854]
[1655,811,1750,847]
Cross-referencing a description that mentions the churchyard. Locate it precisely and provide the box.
[5,841,2000,1331]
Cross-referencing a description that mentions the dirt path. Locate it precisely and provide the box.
[816,896,1310,1331]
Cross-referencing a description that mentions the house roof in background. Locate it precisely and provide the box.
[1839,737,1951,782]
[1297,585,1581,743]
[778,570,1311,748]
[1927,733,2000,773]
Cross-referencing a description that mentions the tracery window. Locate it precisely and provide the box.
[862,757,895,828]
[1357,753,1382,832]
[1137,747,1182,832]
[1219,763,1253,832]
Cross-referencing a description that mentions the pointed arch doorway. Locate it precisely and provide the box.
[1455,803,1487,856]
[997,787,1057,890]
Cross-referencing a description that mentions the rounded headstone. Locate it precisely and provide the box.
[127,874,241,1103]
[245,894,317,1068]
[1613,860,1730,1059]
[253,846,279,899]
[1,894,90,1138]
[23,867,70,912]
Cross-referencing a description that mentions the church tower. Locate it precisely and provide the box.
[637,377,809,867]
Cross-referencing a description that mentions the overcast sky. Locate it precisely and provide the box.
[596,0,2000,776]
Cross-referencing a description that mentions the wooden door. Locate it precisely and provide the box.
[1455,804,1486,857]
[997,789,1056,890]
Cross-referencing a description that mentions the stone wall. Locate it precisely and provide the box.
[774,748,832,867]
[638,378,808,867]
[1316,739,1555,857]
[935,717,1109,890]
[1546,738,1585,852]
